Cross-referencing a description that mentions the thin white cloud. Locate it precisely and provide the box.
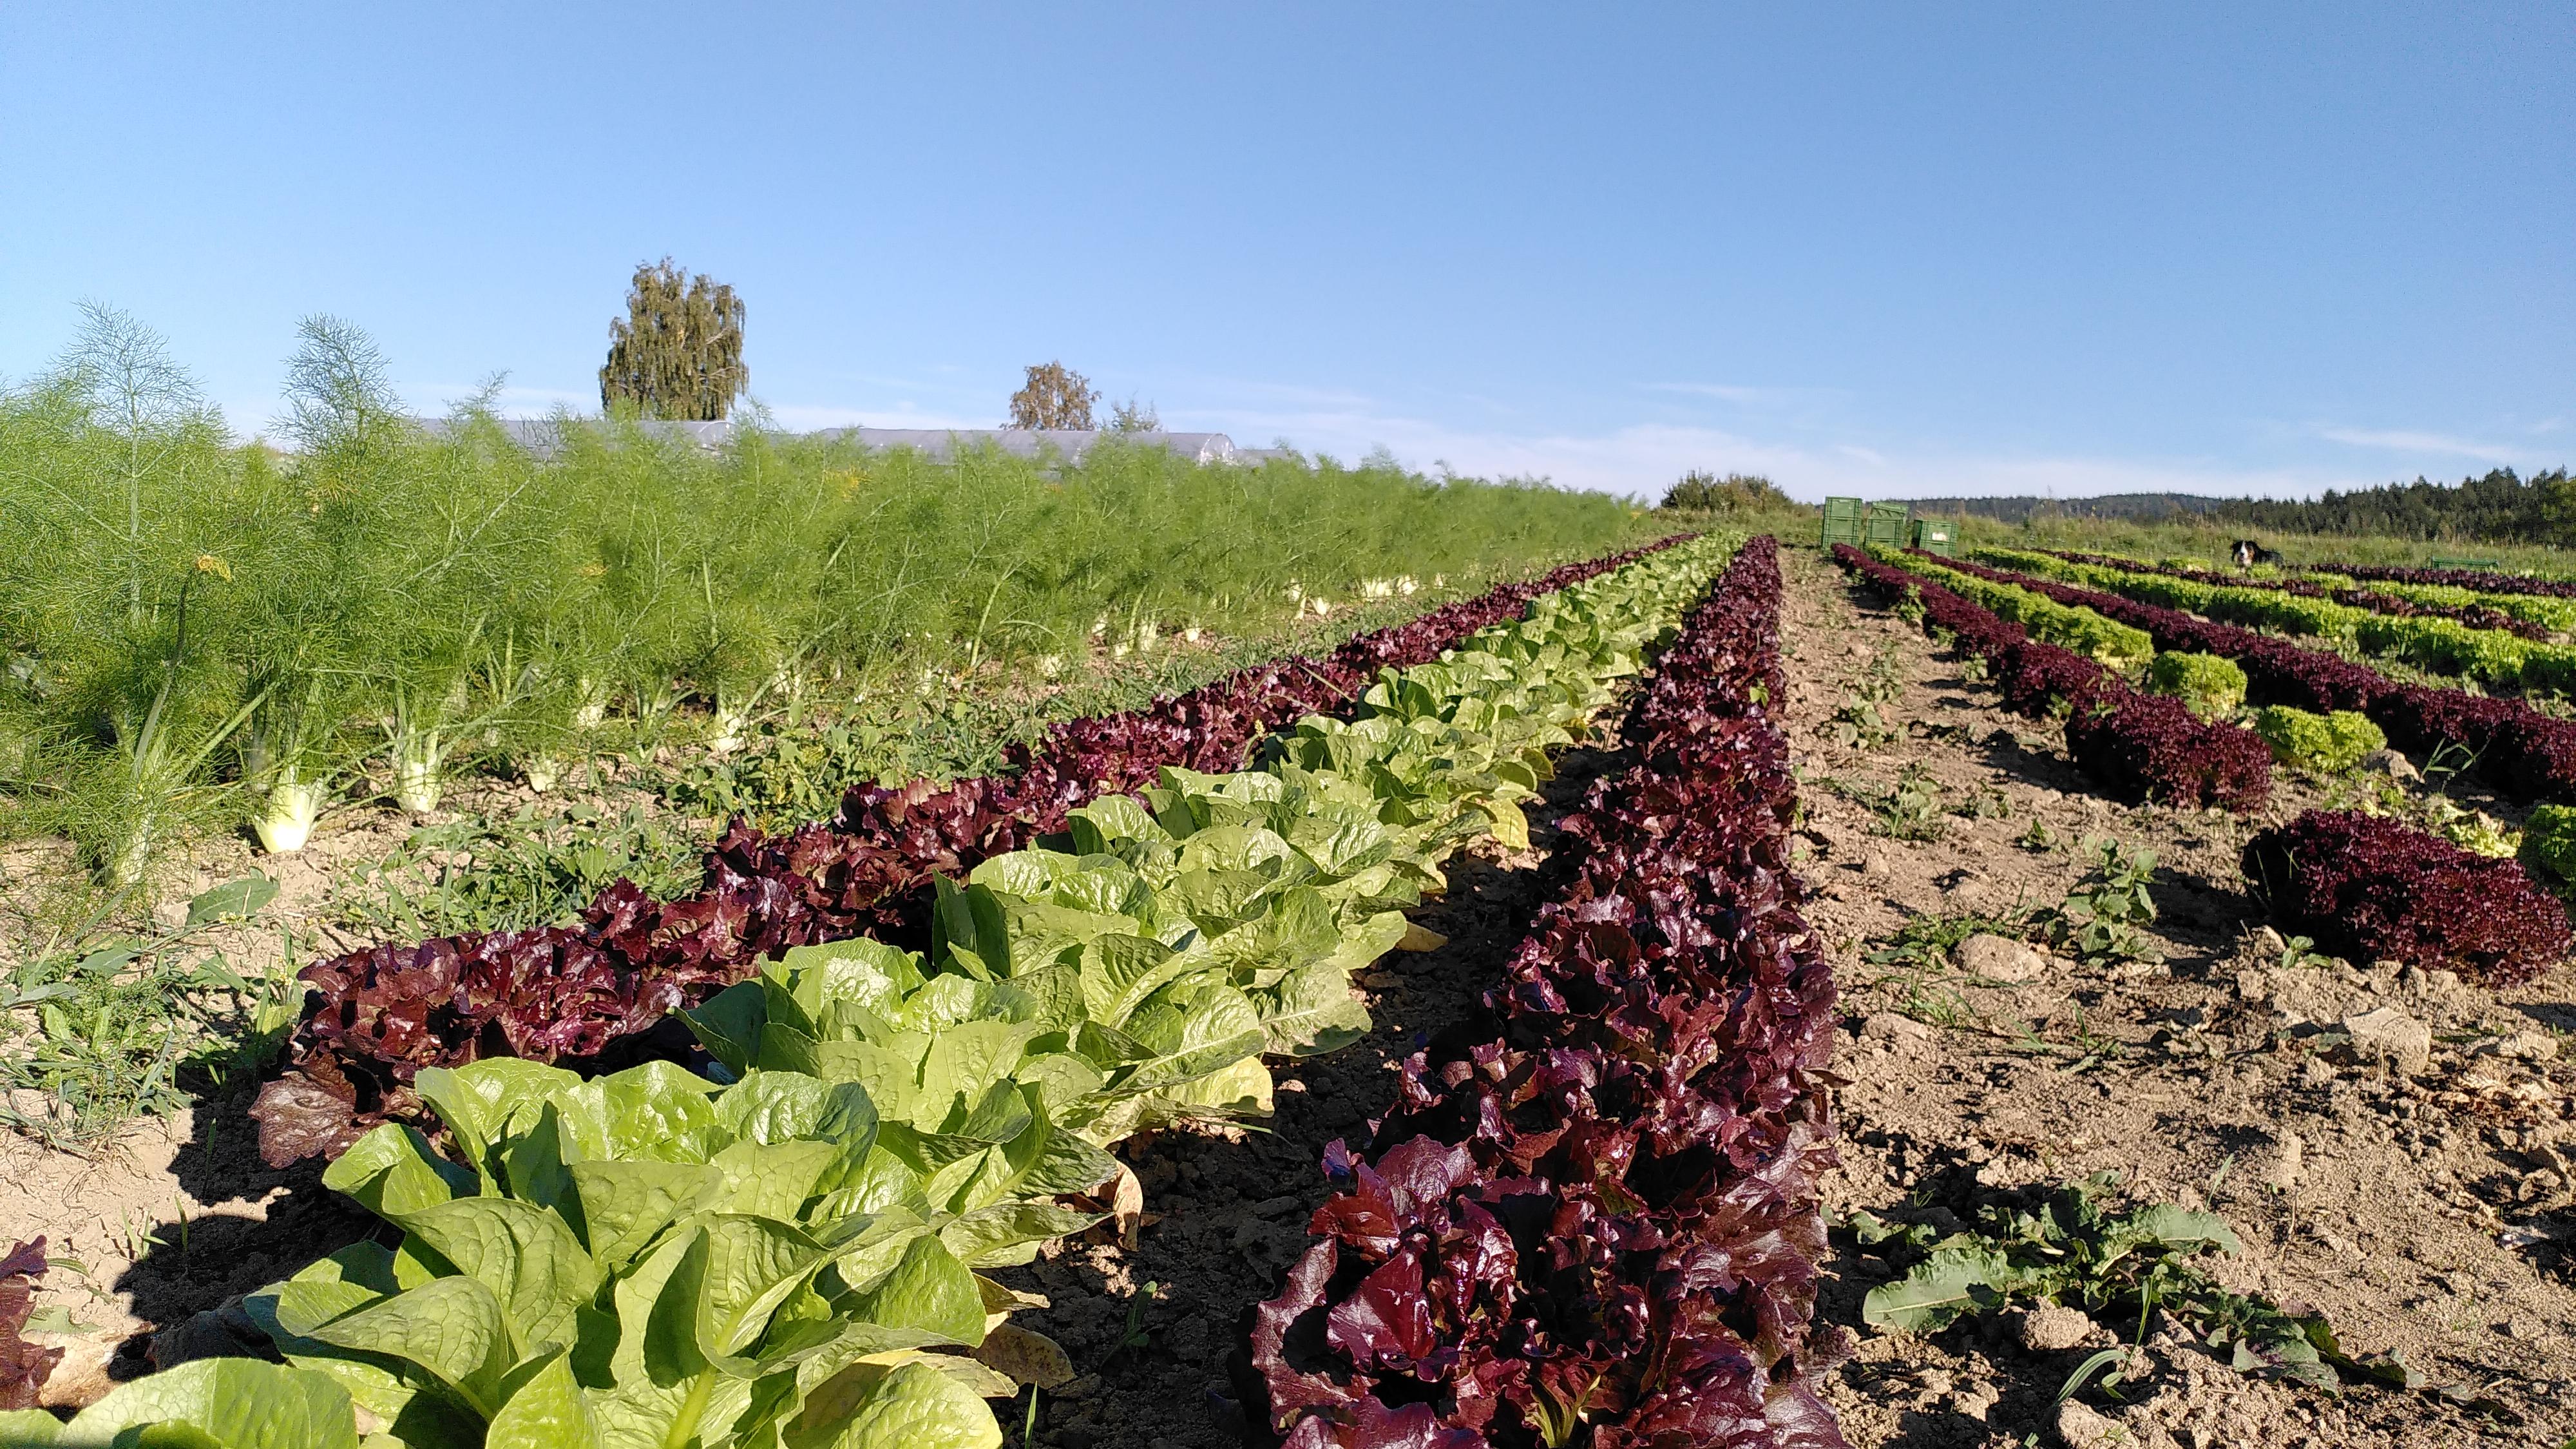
[2314,426,2521,464]
[1645,382,1848,411]
[1181,402,2354,503]
[1181,376,1384,411]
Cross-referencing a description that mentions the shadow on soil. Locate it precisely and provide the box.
[106,1081,379,1374]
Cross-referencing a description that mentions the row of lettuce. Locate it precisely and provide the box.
[2046,549,2573,638]
[2324,557,2576,602]
[251,537,1697,1167]
[1858,550,2411,783]
[1844,546,2568,986]
[8,537,1740,1446]
[1834,546,2275,811]
[1243,536,1849,1449]
[1934,550,2576,809]
[1981,547,2576,695]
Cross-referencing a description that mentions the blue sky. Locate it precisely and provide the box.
[4,3,2569,500]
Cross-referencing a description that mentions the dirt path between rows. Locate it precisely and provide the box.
[1781,544,2576,1446]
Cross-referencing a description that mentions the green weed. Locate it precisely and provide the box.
[0,875,301,1146]
[1866,764,1949,840]
[330,800,702,940]
[1826,648,1906,750]
[1956,785,2013,820]
[1864,909,2034,1026]
[2039,836,2161,966]
[1852,1175,2422,1396]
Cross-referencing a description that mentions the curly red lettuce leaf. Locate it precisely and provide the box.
[0,1238,60,1412]
[2244,809,2570,986]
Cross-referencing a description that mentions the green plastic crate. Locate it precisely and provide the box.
[1821,497,1866,547]
[1907,519,1954,557]
[1864,502,1908,550]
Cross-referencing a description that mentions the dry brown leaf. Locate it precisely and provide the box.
[975,1323,1076,1389]
[1114,1162,1146,1249]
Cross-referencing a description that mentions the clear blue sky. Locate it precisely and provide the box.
[5,3,2568,500]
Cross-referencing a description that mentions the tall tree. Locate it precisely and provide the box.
[1105,395,1160,434]
[1007,361,1098,430]
[599,259,748,421]
[1661,470,1791,513]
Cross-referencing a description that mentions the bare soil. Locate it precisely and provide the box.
[1784,546,2576,1447]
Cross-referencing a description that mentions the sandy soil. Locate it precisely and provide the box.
[1784,546,2576,1447]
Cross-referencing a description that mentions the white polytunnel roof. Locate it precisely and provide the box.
[405,417,1283,466]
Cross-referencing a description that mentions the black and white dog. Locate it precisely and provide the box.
[2230,539,2284,569]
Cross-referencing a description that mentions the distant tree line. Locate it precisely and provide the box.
[2208,468,2576,544]
[1903,494,2231,526]
[1903,468,2576,543]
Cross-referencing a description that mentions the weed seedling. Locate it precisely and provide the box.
[1827,695,1898,750]
[1827,651,1907,751]
[2276,933,2325,972]
[1864,909,2033,1026]
[1868,764,1949,841]
[1956,785,2012,820]
[1855,1175,2416,1396]
[2063,1010,2130,1073]
[2016,818,2060,852]
[1107,1279,1161,1367]
[2039,836,2161,966]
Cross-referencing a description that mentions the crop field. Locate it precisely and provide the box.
[0,331,1668,1146]
[4,493,2576,1447]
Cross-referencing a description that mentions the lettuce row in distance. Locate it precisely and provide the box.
[1933,550,2576,808]
[2293,558,2576,606]
[255,538,1697,1166]
[1917,552,2569,983]
[1243,537,1851,1449]
[1871,553,2154,670]
[1976,548,2576,697]
[681,535,1733,1151]
[2041,549,2564,640]
[1837,547,2271,812]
